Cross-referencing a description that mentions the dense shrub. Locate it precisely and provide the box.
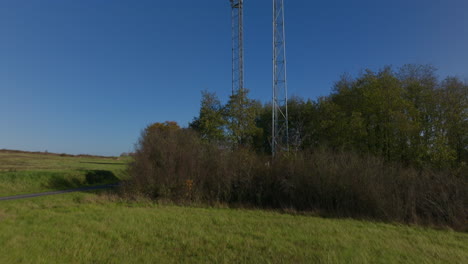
[124,122,467,231]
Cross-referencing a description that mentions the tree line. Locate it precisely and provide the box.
[190,64,467,168]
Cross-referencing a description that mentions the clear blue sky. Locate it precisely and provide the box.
[1,0,467,156]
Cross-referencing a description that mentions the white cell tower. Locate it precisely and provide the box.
[272,0,289,156]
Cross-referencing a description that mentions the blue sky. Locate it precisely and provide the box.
[1,0,467,156]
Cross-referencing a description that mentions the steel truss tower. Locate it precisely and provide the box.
[272,0,289,156]
[230,0,244,94]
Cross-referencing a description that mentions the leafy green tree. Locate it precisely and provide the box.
[286,96,317,151]
[397,64,439,166]
[224,89,263,147]
[436,77,467,165]
[190,91,226,142]
[316,67,419,162]
[317,74,369,152]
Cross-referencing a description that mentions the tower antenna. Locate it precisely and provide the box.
[272,0,289,156]
[230,0,244,94]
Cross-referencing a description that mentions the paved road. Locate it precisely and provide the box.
[0,184,119,201]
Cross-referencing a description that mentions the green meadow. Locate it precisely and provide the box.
[1,192,467,264]
[0,150,127,197]
[0,151,466,263]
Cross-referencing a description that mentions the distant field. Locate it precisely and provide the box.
[0,150,128,196]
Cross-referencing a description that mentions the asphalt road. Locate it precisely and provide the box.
[0,184,119,201]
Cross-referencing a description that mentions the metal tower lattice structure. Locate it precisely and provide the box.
[272,0,289,156]
[230,0,244,94]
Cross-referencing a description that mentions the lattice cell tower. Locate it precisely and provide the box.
[230,0,244,94]
[272,0,289,156]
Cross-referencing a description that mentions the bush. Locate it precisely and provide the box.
[124,123,467,231]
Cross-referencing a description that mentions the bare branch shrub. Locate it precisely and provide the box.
[124,123,467,231]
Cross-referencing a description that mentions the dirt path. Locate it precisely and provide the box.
[0,184,119,201]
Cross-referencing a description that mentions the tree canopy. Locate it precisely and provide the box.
[189,65,467,168]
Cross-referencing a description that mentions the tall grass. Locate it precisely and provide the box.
[2,192,467,263]
[125,127,467,231]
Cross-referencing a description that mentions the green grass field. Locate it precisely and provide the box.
[0,150,128,196]
[1,192,467,264]
[0,151,467,263]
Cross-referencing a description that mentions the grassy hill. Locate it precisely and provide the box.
[0,150,466,263]
[0,150,128,197]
